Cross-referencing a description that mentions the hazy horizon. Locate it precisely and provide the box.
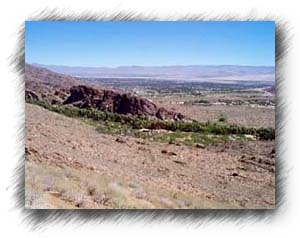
[29,62,275,68]
[29,62,275,82]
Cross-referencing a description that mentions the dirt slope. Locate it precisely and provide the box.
[25,103,275,209]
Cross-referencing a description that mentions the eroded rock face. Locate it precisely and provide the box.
[63,85,184,120]
[63,85,99,107]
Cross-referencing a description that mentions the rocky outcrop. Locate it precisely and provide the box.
[63,85,185,120]
[156,107,185,121]
[25,90,39,101]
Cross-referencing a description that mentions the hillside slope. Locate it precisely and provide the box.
[25,103,275,209]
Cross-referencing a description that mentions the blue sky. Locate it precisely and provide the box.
[25,21,275,67]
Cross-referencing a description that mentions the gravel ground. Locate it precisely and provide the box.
[25,103,275,209]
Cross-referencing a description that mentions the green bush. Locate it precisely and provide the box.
[27,99,275,141]
[218,113,227,123]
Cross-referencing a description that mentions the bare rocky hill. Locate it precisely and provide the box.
[25,63,82,88]
[25,64,81,104]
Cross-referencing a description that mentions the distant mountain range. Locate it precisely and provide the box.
[32,64,275,82]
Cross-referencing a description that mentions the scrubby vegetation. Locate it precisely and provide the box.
[28,99,275,141]
[218,113,227,123]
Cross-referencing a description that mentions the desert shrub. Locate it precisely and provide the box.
[87,186,96,196]
[218,113,227,122]
[256,127,275,140]
[28,99,275,140]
